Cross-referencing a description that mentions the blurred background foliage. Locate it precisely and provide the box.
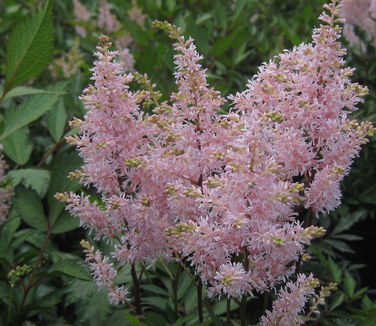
[0,0,375,325]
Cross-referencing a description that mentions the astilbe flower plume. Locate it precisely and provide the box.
[339,0,376,49]
[58,0,375,319]
[0,146,13,226]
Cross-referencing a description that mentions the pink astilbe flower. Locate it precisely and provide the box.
[0,146,13,226]
[81,240,128,304]
[259,274,318,326]
[73,0,90,37]
[59,2,374,319]
[98,0,121,34]
[118,48,135,73]
[339,0,376,48]
[128,0,146,28]
[209,263,250,299]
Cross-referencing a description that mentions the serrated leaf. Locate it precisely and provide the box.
[329,293,345,312]
[9,169,51,197]
[13,187,47,231]
[2,86,65,102]
[333,234,363,241]
[142,284,169,296]
[47,99,68,142]
[332,211,366,235]
[0,82,66,140]
[142,296,169,310]
[327,258,342,283]
[0,210,20,260]
[51,211,79,234]
[343,272,356,298]
[4,0,53,92]
[362,296,376,310]
[0,210,21,247]
[48,151,82,223]
[66,279,111,326]
[2,128,33,164]
[49,259,90,281]
[178,271,194,300]
[324,239,354,253]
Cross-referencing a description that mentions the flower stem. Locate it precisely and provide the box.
[173,263,180,315]
[131,263,142,315]
[197,278,204,323]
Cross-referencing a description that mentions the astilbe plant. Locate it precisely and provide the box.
[57,0,375,324]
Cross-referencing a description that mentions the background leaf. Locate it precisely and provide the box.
[4,0,53,93]
[13,187,48,231]
[9,169,51,198]
[2,86,65,102]
[0,82,66,140]
[47,99,68,142]
[2,127,33,164]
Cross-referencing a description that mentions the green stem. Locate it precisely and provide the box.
[197,278,204,323]
[131,263,142,315]
[227,297,232,325]
[240,295,247,326]
[240,247,249,326]
[173,263,180,315]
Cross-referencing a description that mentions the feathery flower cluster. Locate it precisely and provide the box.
[0,146,13,226]
[339,0,376,49]
[81,240,127,304]
[59,1,374,319]
[259,274,318,326]
[73,0,90,37]
[72,0,139,73]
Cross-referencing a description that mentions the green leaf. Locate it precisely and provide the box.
[329,293,345,312]
[323,239,354,254]
[0,82,66,140]
[2,86,65,102]
[0,210,20,260]
[48,151,82,223]
[362,296,376,310]
[343,272,356,298]
[211,28,242,57]
[13,187,48,231]
[49,259,91,281]
[332,211,366,235]
[4,0,53,92]
[327,258,342,283]
[204,298,225,326]
[144,312,168,326]
[142,284,169,296]
[142,296,169,310]
[178,271,194,300]
[66,279,111,325]
[125,314,148,326]
[47,99,68,142]
[214,0,228,30]
[171,315,195,326]
[52,211,80,234]
[2,127,33,164]
[0,210,21,247]
[9,169,51,198]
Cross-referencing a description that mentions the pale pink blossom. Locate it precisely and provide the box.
[0,147,13,226]
[259,274,317,326]
[98,0,120,33]
[73,0,90,37]
[60,3,374,319]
